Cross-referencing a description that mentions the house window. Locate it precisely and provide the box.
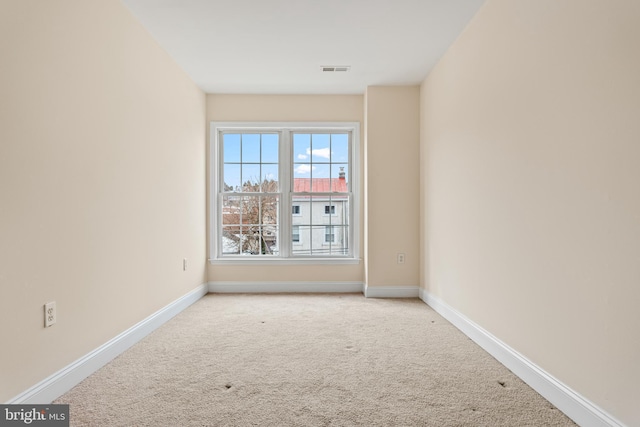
[324,226,336,243]
[211,122,360,262]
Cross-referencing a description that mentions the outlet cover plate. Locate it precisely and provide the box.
[44,301,56,327]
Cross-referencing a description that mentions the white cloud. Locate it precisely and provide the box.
[297,154,308,160]
[306,147,331,159]
[294,164,316,175]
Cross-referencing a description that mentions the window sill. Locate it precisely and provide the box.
[208,257,361,266]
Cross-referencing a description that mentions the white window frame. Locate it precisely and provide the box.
[209,121,360,265]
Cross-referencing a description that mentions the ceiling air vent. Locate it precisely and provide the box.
[322,66,350,72]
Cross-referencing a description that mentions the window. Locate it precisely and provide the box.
[210,122,360,263]
[218,132,279,256]
[324,226,336,243]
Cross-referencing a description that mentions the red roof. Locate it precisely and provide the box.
[293,178,347,192]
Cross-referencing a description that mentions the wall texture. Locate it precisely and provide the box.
[365,87,420,288]
[206,94,365,284]
[0,0,206,402]
[420,0,640,425]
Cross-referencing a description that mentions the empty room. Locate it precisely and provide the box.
[1,0,638,426]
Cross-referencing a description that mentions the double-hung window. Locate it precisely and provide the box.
[210,122,360,263]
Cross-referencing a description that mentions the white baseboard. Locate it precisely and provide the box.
[208,281,364,294]
[419,289,624,427]
[364,285,419,298]
[7,284,208,404]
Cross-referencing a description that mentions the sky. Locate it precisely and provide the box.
[222,133,349,192]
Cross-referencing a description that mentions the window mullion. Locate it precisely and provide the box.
[280,130,291,258]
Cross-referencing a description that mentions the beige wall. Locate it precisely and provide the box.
[365,87,421,287]
[206,94,364,283]
[0,0,206,402]
[421,0,640,425]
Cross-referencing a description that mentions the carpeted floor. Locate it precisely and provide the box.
[55,294,576,426]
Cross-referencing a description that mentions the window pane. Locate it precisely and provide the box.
[291,197,309,233]
[241,164,261,191]
[239,196,260,224]
[331,134,349,162]
[325,225,335,242]
[311,134,330,163]
[223,163,241,192]
[260,196,278,225]
[242,134,260,163]
[291,225,312,256]
[221,226,240,255]
[261,226,279,255]
[239,229,261,255]
[261,164,278,192]
[310,225,328,255]
[222,196,241,225]
[331,164,349,192]
[305,164,328,192]
[330,226,349,255]
[312,164,330,179]
[223,134,241,162]
[293,134,310,161]
[261,134,279,163]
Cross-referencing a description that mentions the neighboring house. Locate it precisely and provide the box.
[292,172,349,256]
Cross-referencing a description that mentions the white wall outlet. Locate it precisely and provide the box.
[44,301,56,327]
[183,258,187,271]
[397,253,406,264]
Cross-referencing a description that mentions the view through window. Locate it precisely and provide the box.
[211,123,359,261]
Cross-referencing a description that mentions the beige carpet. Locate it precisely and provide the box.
[55,294,575,426]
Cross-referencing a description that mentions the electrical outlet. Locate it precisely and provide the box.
[397,253,406,264]
[183,258,187,271]
[44,302,56,327]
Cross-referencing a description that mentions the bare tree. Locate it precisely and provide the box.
[222,179,279,255]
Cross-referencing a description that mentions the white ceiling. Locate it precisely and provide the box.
[121,0,485,94]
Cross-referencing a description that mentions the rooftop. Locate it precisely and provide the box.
[293,178,348,193]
